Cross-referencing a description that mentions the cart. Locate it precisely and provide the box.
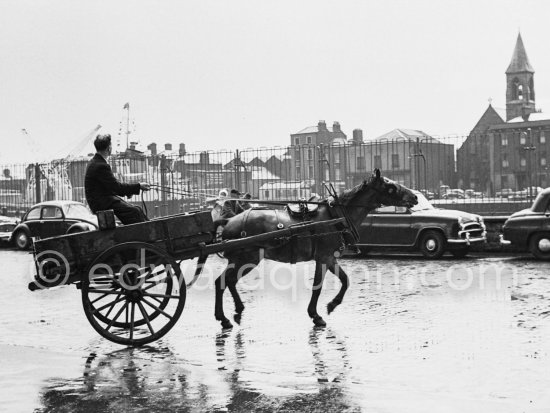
[28,210,347,346]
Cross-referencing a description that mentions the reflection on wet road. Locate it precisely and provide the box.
[1,250,549,412]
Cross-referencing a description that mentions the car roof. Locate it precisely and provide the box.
[30,201,86,208]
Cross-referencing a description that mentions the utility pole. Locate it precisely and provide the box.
[123,102,130,150]
[523,128,536,199]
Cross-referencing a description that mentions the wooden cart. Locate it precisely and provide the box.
[29,211,347,346]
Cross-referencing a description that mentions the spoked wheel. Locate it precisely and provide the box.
[81,242,186,346]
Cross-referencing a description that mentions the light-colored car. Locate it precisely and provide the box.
[442,189,465,199]
[495,188,514,198]
[0,216,17,245]
[465,189,483,198]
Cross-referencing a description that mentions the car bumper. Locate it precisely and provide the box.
[499,234,512,245]
[447,232,486,245]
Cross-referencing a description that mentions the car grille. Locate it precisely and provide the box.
[458,222,484,239]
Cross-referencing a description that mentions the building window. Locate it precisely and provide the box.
[391,154,400,169]
[374,155,382,169]
[306,136,312,144]
[501,135,508,146]
[296,166,301,177]
[264,190,270,199]
[334,168,341,181]
[520,134,526,145]
[333,152,340,163]
[541,133,546,144]
[518,84,523,101]
[502,155,509,168]
[294,137,300,145]
[307,148,313,160]
[520,157,526,167]
[541,157,547,167]
[308,165,314,178]
[357,156,366,171]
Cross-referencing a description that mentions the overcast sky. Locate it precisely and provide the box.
[1,0,550,162]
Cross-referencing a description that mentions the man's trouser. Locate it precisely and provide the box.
[111,198,148,225]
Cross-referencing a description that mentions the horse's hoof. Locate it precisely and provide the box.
[327,302,336,314]
[221,319,233,329]
[312,315,326,327]
[235,304,245,314]
[233,313,242,325]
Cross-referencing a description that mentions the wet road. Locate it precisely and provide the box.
[1,249,549,412]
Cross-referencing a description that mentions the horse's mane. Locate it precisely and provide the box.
[336,178,370,204]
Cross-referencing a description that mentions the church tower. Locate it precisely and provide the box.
[506,33,536,121]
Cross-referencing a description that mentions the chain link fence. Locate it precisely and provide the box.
[2,131,549,218]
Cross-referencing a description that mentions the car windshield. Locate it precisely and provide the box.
[63,204,94,220]
[410,191,434,211]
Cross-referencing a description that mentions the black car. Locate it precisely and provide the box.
[500,187,550,259]
[12,201,98,250]
[358,190,486,259]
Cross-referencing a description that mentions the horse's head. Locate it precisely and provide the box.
[362,169,418,209]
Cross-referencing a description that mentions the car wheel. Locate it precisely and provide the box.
[14,230,31,250]
[528,233,550,260]
[450,247,469,258]
[419,230,446,259]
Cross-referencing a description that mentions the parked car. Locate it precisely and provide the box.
[438,185,450,199]
[508,186,543,201]
[419,189,435,200]
[441,189,465,199]
[465,189,483,198]
[11,201,98,250]
[0,216,17,246]
[358,190,486,259]
[495,188,515,198]
[501,187,550,259]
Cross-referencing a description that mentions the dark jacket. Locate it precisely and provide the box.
[85,154,141,213]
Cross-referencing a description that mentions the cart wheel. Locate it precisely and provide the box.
[81,242,186,346]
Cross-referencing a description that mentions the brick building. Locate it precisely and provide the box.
[457,33,550,194]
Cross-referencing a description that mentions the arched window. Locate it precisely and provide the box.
[529,78,535,101]
[517,84,523,101]
[512,78,520,99]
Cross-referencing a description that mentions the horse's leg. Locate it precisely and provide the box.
[214,261,236,329]
[228,254,261,317]
[214,254,260,329]
[327,259,349,315]
[307,261,327,327]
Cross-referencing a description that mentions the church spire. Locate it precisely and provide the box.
[505,32,536,121]
[506,32,534,74]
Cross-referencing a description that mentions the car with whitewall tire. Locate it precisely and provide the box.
[358,190,486,259]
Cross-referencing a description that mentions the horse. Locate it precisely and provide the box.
[214,169,418,329]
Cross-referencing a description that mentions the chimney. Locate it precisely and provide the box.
[333,121,341,133]
[129,143,136,150]
[147,142,157,156]
[353,129,363,143]
[199,151,209,164]
[318,120,327,131]
[179,143,186,156]
[165,143,172,151]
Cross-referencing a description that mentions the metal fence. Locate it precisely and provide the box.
[2,131,550,218]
